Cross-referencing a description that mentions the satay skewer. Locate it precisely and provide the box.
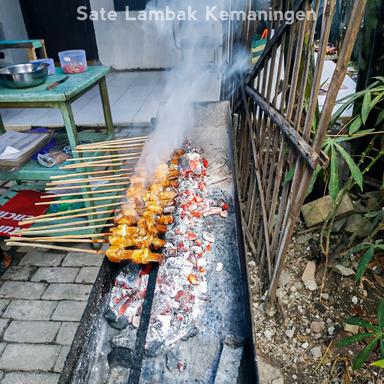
[66,153,141,164]
[19,216,114,232]
[11,233,111,239]
[35,194,124,205]
[41,188,125,199]
[19,209,115,225]
[9,237,107,244]
[50,168,134,179]
[76,135,148,148]
[46,181,130,191]
[75,148,144,153]
[6,241,104,254]
[47,174,132,185]
[23,203,118,223]
[60,160,138,170]
[67,152,142,162]
[14,223,114,235]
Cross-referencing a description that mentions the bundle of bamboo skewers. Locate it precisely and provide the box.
[6,135,148,255]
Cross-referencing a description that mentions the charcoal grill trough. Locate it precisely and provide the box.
[58,102,258,384]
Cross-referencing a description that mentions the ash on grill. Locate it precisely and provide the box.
[105,141,229,359]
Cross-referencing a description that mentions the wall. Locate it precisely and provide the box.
[0,0,29,66]
[90,0,181,69]
[89,0,226,70]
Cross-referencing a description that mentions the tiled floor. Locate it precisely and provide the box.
[0,248,103,384]
[0,70,221,129]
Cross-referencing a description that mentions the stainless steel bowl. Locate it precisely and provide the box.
[0,63,49,89]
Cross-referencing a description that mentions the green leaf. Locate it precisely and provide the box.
[370,91,384,110]
[337,333,373,348]
[361,92,372,124]
[345,317,377,332]
[335,129,375,143]
[355,247,374,281]
[334,143,363,191]
[381,338,384,359]
[349,115,363,134]
[329,145,339,201]
[376,110,384,127]
[371,359,384,368]
[353,336,380,370]
[347,243,370,255]
[378,298,384,331]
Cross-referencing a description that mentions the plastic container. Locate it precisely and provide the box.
[30,58,56,75]
[58,50,87,74]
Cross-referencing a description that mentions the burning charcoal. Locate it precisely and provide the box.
[145,340,164,357]
[216,262,224,272]
[180,325,198,341]
[203,207,223,217]
[203,232,215,243]
[107,346,134,369]
[177,360,186,372]
[106,313,129,330]
[165,350,179,372]
[112,328,137,350]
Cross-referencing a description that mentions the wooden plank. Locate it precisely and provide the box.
[244,86,319,169]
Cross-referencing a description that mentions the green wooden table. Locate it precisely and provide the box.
[0,66,113,153]
[0,66,116,238]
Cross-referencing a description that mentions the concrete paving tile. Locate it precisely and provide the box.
[3,300,57,321]
[0,344,61,371]
[31,267,80,283]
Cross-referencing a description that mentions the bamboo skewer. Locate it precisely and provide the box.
[6,241,104,254]
[49,168,133,179]
[75,148,144,153]
[11,233,112,239]
[76,139,147,150]
[10,237,107,244]
[67,152,142,162]
[76,135,148,148]
[14,223,114,235]
[76,143,147,151]
[35,194,124,205]
[19,216,114,232]
[25,203,119,222]
[46,181,130,191]
[19,209,115,225]
[42,188,125,199]
[47,173,132,185]
[60,160,138,170]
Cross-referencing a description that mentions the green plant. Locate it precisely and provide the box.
[338,299,384,370]
[346,207,384,280]
[371,359,384,368]
[307,77,384,199]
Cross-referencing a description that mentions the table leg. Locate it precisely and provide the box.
[99,77,114,137]
[0,113,5,134]
[59,102,101,235]
[59,102,79,155]
[26,48,37,61]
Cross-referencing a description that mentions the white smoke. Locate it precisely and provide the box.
[135,0,250,180]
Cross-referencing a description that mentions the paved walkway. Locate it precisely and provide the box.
[0,249,103,384]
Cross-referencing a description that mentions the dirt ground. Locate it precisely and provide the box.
[249,222,384,384]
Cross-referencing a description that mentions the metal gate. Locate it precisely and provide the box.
[224,0,367,311]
